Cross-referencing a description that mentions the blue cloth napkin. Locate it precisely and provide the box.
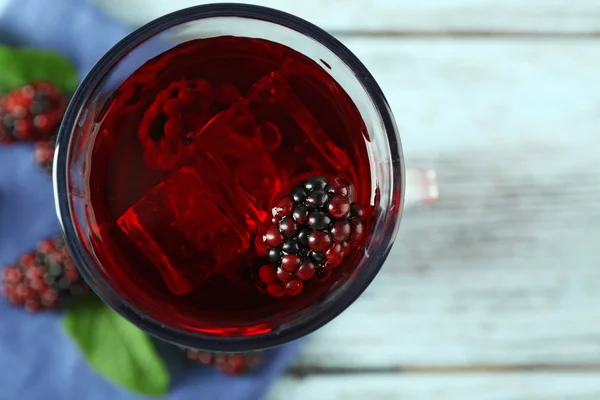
[0,0,301,399]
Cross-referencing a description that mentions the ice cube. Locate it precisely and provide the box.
[244,67,350,171]
[191,103,258,159]
[117,153,263,295]
[189,102,283,206]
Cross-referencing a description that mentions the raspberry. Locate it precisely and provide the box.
[253,175,367,297]
[138,80,215,171]
[180,348,263,375]
[215,83,242,108]
[0,82,67,144]
[1,236,88,312]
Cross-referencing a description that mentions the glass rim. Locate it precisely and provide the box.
[54,3,405,351]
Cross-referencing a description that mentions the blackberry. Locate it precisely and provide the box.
[1,236,88,312]
[0,82,67,143]
[180,348,263,375]
[253,175,367,297]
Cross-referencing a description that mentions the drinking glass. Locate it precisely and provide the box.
[54,4,437,351]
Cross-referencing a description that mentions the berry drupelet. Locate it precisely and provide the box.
[1,236,88,312]
[180,348,264,375]
[254,176,366,297]
[33,134,57,174]
[0,82,67,144]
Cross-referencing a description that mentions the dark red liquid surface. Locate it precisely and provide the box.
[85,36,373,335]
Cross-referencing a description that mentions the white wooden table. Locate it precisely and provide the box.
[92,1,600,398]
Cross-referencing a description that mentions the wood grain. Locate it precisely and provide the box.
[288,38,600,369]
[265,373,600,400]
[89,0,600,35]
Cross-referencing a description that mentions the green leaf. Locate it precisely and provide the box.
[0,46,78,94]
[63,298,170,396]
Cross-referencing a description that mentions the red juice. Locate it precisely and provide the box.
[85,36,373,335]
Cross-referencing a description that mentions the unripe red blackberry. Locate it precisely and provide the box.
[180,348,264,375]
[0,82,67,143]
[1,236,88,312]
[33,134,57,174]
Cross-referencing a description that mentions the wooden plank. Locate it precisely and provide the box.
[265,373,600,400]
[288,38,600,368]
[89,0,600,34]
